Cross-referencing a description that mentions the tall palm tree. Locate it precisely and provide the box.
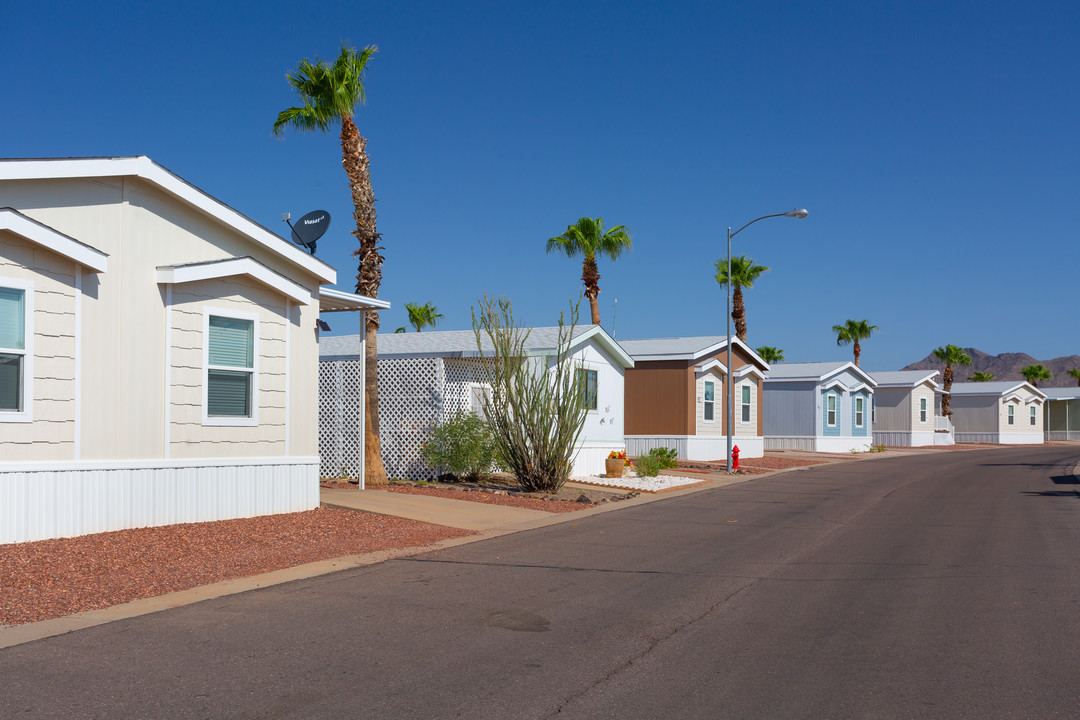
[546,217,632,325]
[274,43,389,486]
[832,319,878,368]
[756,346,785,364]
[405,302,443,332]
[1067,368,1080,387]
[932,345,972,417]
[969,371,994,382]
[714,255,769,342]
[1020,364,1051,387]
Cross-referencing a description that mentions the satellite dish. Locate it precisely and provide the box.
[283,210,330,255]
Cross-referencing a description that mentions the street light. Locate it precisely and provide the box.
[725,209,809,473]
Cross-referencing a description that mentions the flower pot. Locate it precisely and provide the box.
[605,458,625,478]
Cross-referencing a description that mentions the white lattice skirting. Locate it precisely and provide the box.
[0,457,319,544]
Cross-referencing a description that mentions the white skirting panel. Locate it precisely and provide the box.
[955,433,1043,445]
[571,443,625,477]
[934,431,955,446]
[873,430,939,447]
[0,457,320,545]
[625,435,765,461]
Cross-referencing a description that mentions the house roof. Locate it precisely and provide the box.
[0,156,336,284]
[618,335,770,369]
[320,324,634,368]
[0,207,109,272]
[318,287,391,313]
[868,370,940,388]
[1042,388,1080,401]
[948,381,1047,400]
[764,361,878,388]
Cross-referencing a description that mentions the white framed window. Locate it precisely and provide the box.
[703,380,715,422]
[1030,406,1036,426]
[826,393,837,427]
[919,397,928,423]
[0,277,33,423]
[577,369,598,411]
[740,384,751,423]
[1007,404,1014,426]
[855,396,865,428]
[203,307,259,427]
[467,382,492,417]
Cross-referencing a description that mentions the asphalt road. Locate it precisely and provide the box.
[3,446,1079,719]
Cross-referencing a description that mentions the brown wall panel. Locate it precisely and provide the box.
[624,360,694,435]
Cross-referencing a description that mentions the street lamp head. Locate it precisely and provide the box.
[784,208,809,219]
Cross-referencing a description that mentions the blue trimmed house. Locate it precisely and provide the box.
[762,361,877,452]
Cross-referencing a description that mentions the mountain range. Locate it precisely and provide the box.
[901,349,1080,388]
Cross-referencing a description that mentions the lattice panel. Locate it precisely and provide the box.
[318,360,364,479]
[443,358,492,419]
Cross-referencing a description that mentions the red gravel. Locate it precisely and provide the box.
[381,485,588,513]
[0,508,473,628]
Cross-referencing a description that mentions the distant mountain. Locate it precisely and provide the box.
[902,348,1080,388]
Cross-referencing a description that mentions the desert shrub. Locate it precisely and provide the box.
[421,412,499,482]
[472,295,588,493]
[647,447,679,469]
[635,453,665,477]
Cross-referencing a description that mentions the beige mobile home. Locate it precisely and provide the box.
[868,370,954,446]
[948,381,1046,444]
[0,156,386,544]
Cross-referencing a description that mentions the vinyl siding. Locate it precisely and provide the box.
[822,389,842,436]
[851,391,868,437]
[695,369,724,436]
[911,384,935,429]
[950,395,998,433]
[624,360,693,435]
[872,387,910,433]
[762,380,816,436]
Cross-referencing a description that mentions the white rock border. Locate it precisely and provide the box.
[570,471,706,493]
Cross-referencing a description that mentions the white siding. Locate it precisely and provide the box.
[695,369,724,436]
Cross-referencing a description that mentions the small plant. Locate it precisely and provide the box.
[421,412,500,482]
[635,453,665,477]
[647,447,679,469]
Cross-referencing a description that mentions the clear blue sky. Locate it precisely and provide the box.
[6,0,1078,369]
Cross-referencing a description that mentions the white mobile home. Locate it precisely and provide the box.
[948,381,1045,444]
[320,325,633,479]
[869,370,954,446]
[763,361,877,453]
[0,156,385,544]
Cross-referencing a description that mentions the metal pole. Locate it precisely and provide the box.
[726,227,733,474]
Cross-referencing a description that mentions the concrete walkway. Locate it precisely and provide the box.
[320,487,554,531]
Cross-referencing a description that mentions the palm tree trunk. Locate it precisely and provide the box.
[941,363,953,417]
[581,255,601,325]
[853,340,861,367]
[341,116,387,486]
[732,285,747,341]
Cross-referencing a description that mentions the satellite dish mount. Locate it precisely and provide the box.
[282,210,331,255]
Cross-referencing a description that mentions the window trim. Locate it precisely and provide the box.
[855,395,865,428]
[0,276,33,423]
[703,380,715,423]
[919,397,928,423]
[740,383,751,424]
[1029,405,1036,426]
[826,393,838,427]
[1006,403,1014,426]
[202,307,259,427]
[577,368,598,411]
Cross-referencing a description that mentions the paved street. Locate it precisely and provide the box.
[3,446,1079,719]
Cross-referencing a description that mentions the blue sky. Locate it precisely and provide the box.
[6,0,1078,369]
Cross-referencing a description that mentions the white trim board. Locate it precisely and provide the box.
[158,257,312,305]
[0,208,108,273]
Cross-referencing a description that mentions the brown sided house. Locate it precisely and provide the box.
[619,336,770,460]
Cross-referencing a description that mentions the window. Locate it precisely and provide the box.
[1007,404,1014,426]
[855,396,865,428]
[204,310,258,425]
[703,380,714,421]
[741,384,751,423]
[1030,406,1037,426]
[872,397,876,423]
[919,397,928,423]
[826,394,837,427]
[577,369,597,411]
[0,280,32,422]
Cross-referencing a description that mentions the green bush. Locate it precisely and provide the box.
[421,412,499,482]
[635,453,665,477]
[647,447,679,469]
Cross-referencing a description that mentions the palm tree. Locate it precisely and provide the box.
[714,255,769,342]
[932,345,971,417]
[756,346,785,364]
[274,43,389,485]
[832,319,878,368]
[546,217,632,325]
[1067,368,1080,387]
[969,371,994,382]
[405,302,443,332]
[394,327,407,333]
[1020,364,1051,387]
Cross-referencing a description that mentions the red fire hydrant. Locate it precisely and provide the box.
[731,445,740,470]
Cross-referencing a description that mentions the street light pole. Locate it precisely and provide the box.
[725,209,809,473]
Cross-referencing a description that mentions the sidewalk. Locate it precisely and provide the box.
[320,487,554,531]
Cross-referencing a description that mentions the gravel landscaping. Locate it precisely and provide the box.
[0,508,473,628]
[572,471,709,492]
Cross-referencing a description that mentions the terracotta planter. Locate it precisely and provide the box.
[605,458,625,478]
